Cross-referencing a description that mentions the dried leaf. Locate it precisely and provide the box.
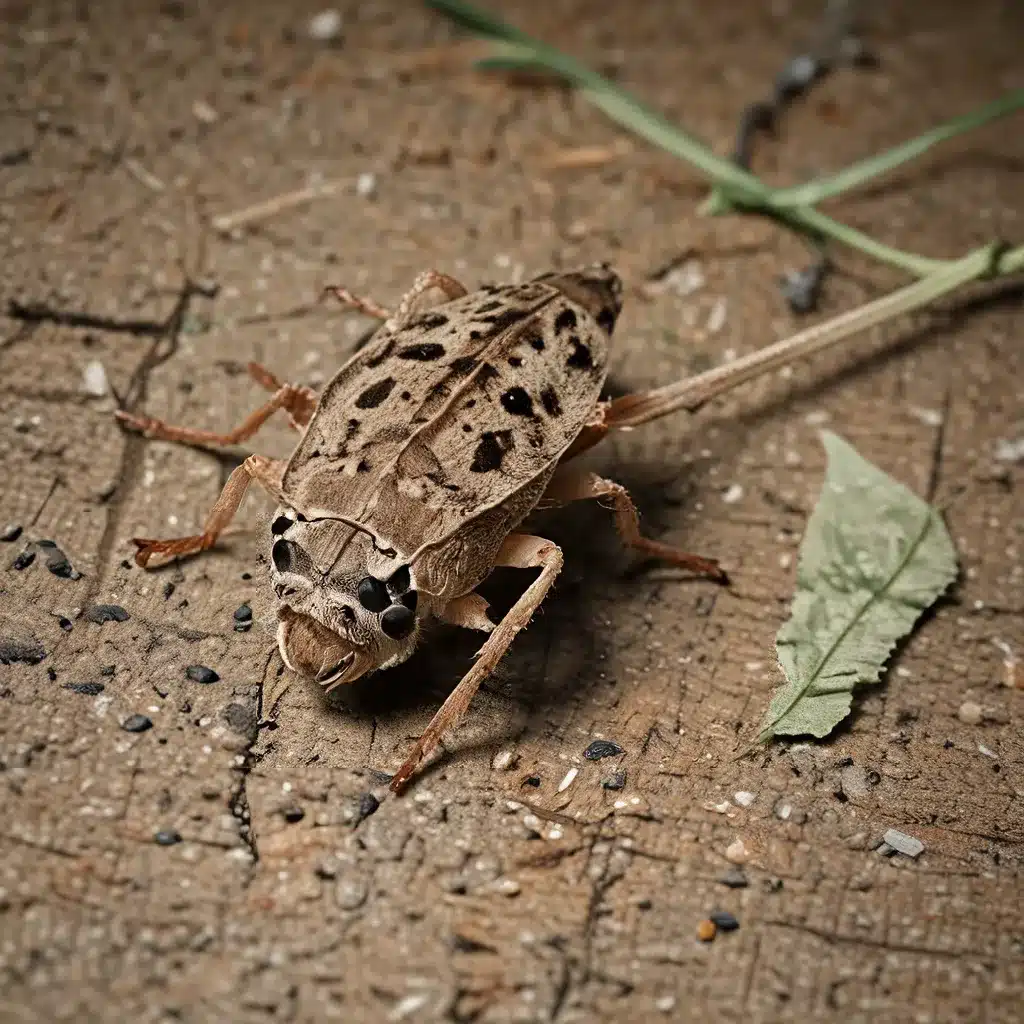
[758,432,957,742]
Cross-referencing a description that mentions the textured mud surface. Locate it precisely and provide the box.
[1,1,1022,1021]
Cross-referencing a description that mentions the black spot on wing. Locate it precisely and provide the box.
[410,311,449,329]
[508,355,522,367]
[566,336,593,370]
[500,387,534,417]
[478,363,500,383]
[529,334,545,351]
[476,299,503,313]
[355,376,396,409]
[596,307,617,334]
[365,337,395,368]
[470,430,513,473]
[554,307,577,333]
[397,342,446,361]
[480,309,521,333]
[540,386,562,417]
[449,356,477,376]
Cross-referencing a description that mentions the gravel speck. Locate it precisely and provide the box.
[0,524,23,542]
[12,550,35,570]
[881,828,925,858]
[583,739,624,761]
[0,639,46,665]
[697,919,717,942]
[65,682,104,695]
[958,701,983,725]
[154,829,182,846]
[121,714,153,733]
[223,702,256,735]
[282,805,305,823]
[718,867,748,889]
[725,838,750,864]
[602,768,627,790]
[100,665,116,676]
[307,9,342,42]
[85,604,130,624]
[185,665,219,684]
[709,910,740,931]
[356,792,379,822]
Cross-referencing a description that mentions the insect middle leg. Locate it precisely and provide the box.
[116,375,316,447]
[542,465,727,582]
[322,269,468,333]
[130,455,286,567]
[391,533,563,793]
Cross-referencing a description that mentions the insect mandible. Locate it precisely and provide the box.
[118,264,736,791]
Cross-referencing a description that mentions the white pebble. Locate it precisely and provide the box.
[389,993,428,1021]
[356,171,377,199]
[656,995,676,1012]
[307,9,343,42]
[910,406,943,427]
[491,749,518,771]
[703,801,731,814]
[82,360,109,396]
[994,438,1024,463]
[805,410,830,425]
[191,99,219,124]
[725,838,749,863]
[733,791,756,807]
[493,877,521,897]
[776,804,792,821]
[978,744,998,759]
[706,298,727,333]
[957,701,983,725]
[722,483,743,504]
[882,828,924,858]
[557,767,579,793]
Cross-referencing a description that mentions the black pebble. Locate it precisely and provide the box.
[57,616,73,632]
[85,604,130,624]
[1,524,23,542]
[39,541,79,579]
[240,572,252,581]
[233,604,252,622]
[163,582,175,600]
[780,260,829,314]
[121,714,153,733]
[100,665,116,676]
[523,775,541,788]
[185,664,219,684]
[584,739,624,761]
[602,769,627,791]
[12,550,35,570]
[282,805,305,823]
[47,667,57,681]
[718,867,749,889]
[0,639,46,665]
[709,911,740,932]
[223,702,255,735]
[357,792,380,822]
[65,682,104,695]
[154,829,182,846]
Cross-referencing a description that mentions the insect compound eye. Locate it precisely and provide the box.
[380,604,415,640]
[387,563,411,595]
[271,514,293,536]
[357,575,390,613]
[272,539,294,573]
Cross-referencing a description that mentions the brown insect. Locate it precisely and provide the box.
[116,263,846,791]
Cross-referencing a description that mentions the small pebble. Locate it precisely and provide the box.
[602,769,626,790]
[307,8,342,42]
[154,829,182,846]
[733,790,756,807]
[56,617,73,632]
[0,524,23,543]
[185,665,219,684]
[282,806,305,823]
[100,665,116,676]
[46,667,57,681]
[85,604,130,624]
[697,919,717,942]
[82,360,109,396]
[163,582,175,600]
[718,867,748,889]
[491,749,518,771]
[722,483,744,504]
[523,774,541,788]
[725,838,750,864]
[709,910,739,931]
[881,828,924,858]
[65,682,104,695]
[583,739,624,761]
[233,604,252,623]
[121,714,153,733]
[493,877,520,897]
[557,767,579,793]
[0,639,46,665]
[356,172,377,199]
[356,792,379,822]
[12,550,35,570]
[958,701,983,725]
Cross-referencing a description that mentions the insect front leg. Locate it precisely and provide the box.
[390,534,563,793]
[543,465,727,582]
[116,380,316,448]
[130,455,286,568]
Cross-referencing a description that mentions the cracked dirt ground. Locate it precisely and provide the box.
[2,1,1023,1021]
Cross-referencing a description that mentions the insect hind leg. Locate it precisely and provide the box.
[543,466,727,582]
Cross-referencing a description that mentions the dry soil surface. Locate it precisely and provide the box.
[1,1,1023,1022]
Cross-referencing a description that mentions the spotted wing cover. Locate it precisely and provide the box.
[284,267,621,554]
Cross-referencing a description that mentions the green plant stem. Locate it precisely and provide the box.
[771,90,1024,208]
[608,243,1018,427]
